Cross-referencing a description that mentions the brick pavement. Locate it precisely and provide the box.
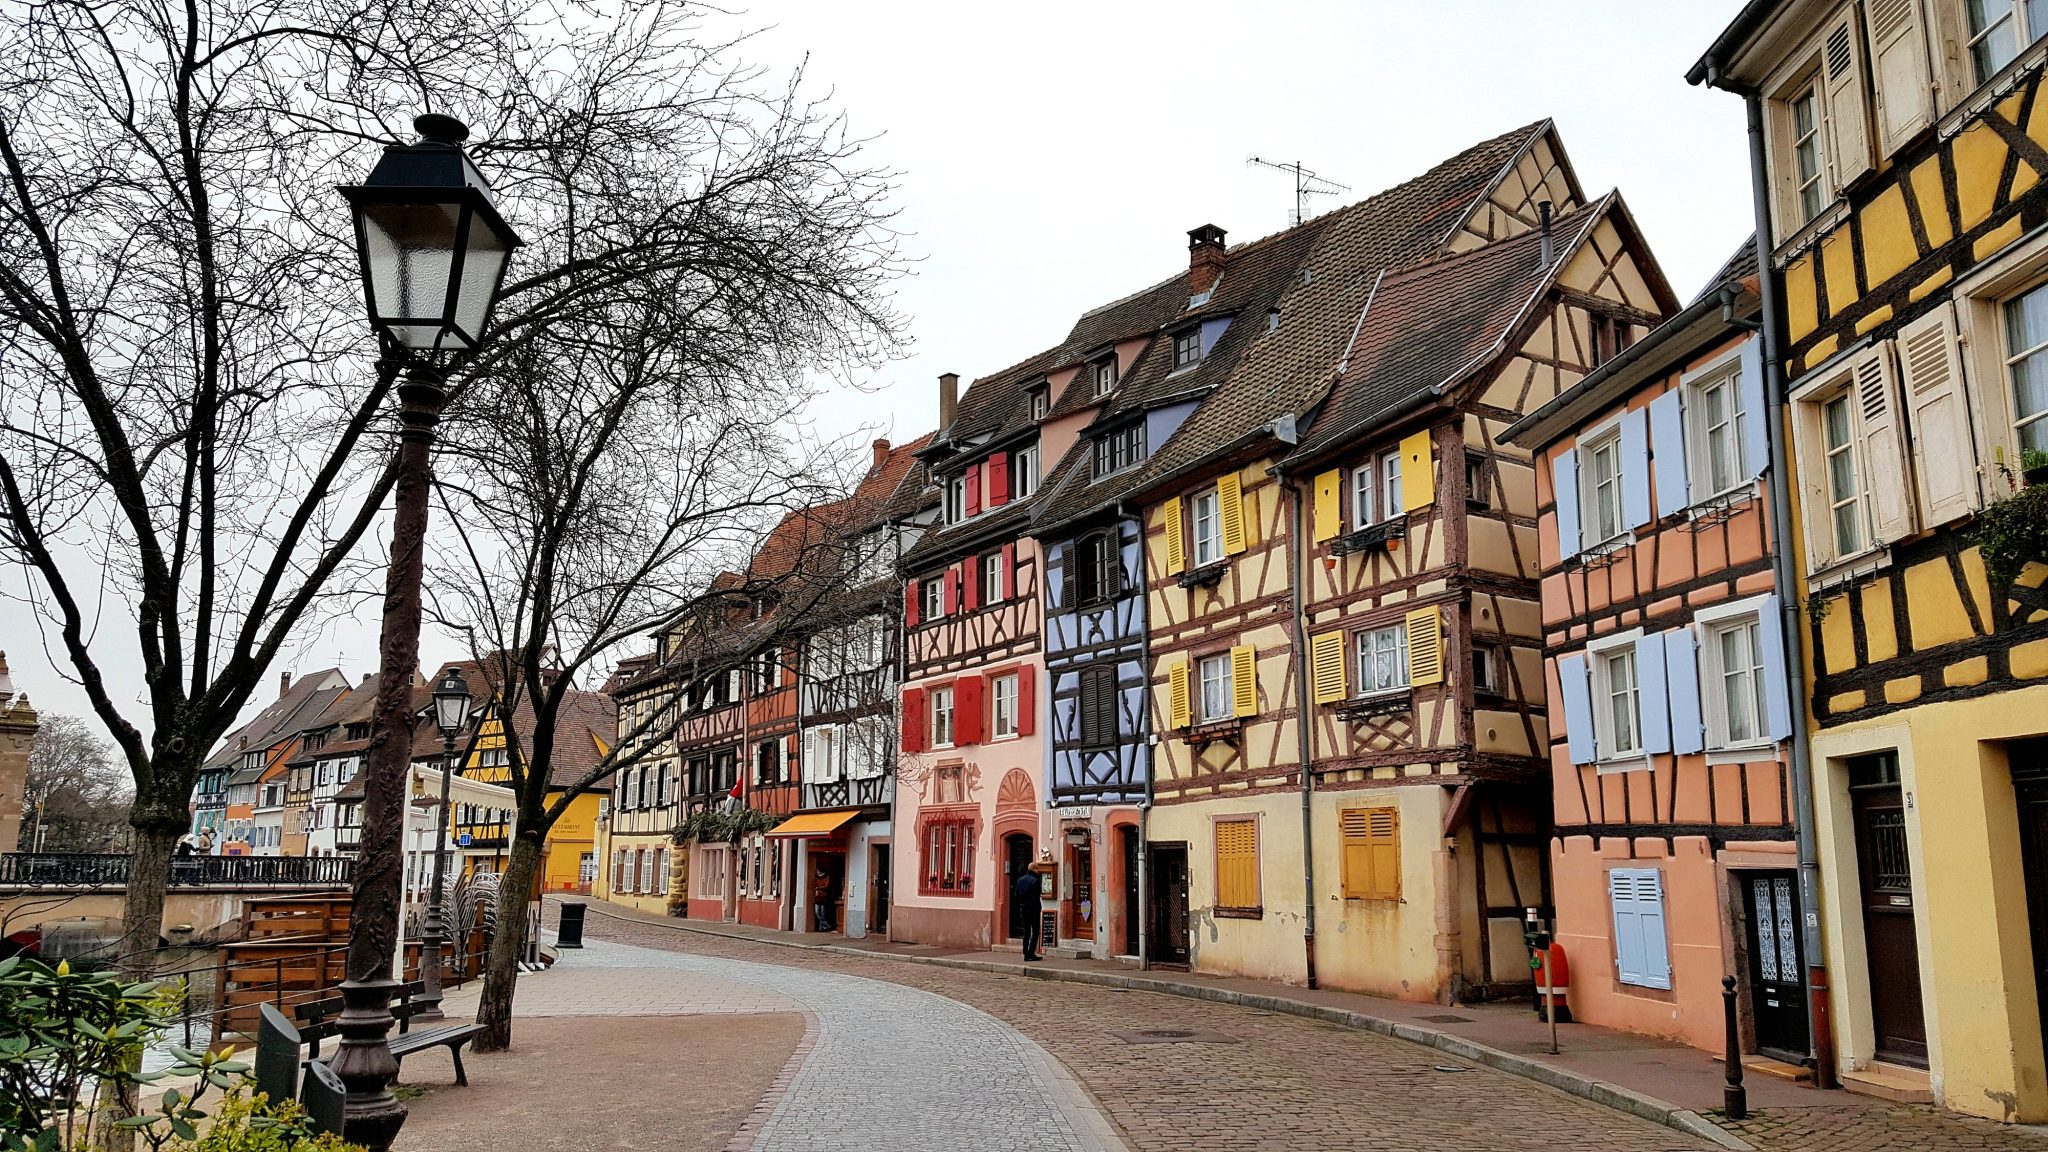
[577,908,1712,1152]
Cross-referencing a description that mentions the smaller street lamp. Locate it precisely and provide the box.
[416,669,474,1020]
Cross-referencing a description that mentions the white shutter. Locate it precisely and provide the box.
[1823,11,1874,188]
[1854,345,1917,544]
[1868,0,1932,155]
[1897,303,1980,526]
[802,729,818,785]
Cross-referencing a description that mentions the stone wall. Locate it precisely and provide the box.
[0,652,37,853]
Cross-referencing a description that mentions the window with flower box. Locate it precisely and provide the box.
[919,813,977,896]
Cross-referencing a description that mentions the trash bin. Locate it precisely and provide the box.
[557,900,586,949]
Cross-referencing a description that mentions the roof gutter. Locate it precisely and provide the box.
[1686,0,1776,88]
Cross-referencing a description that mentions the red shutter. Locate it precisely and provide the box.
[955,674,985,745]
[965,464,982,517]
[1000,543,1016,600]
[989,452,1010,506]
[901,686,927,754]
[1016,666,1035,736]
[944,566,960,614]
[963,554,981,611]
[905,580,920,626]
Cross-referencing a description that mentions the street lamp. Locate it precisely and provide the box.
[332,114,522,1152]
[415,668,473,1020]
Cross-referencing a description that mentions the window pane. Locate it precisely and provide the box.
[1970,0,2022,80]
[1383,453,1403,516]
[2007,287,2048,448]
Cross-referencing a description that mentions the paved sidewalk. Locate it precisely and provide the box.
[560,898,2048,1151]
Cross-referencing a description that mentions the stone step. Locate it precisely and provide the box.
[1741,1055,1812,1082]
[1842,1062,1934,1104]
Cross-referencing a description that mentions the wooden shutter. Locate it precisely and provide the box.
[963,553,981,611]
[1853,345,1917,544]
[1000,542,1016,599]
[1229,644,1258,718]
[1016,665,1036,736]
[1634,631,1670,755]
[1620,406,1652,530]
[1309,630,1348,704]
[1609,867,1672,989]
[900,686,926,754]
[944,565,962,614]
[905,580,920,626]
[1168,659,1192,730]
[1399,429,1435,512]
[1822,11,1873,188]
[1664,627,1706,756]
[954,674,985,745]
[988,451,1010,506]
[1164,497,1187,575]
[1313,469,1343,542]
[1897,303,1978,526]
[1340,807,1400,899]
[1740,339,1769,479]
[1214,819,1259,909]
[1868,0,1932,156]
[1405,606,1443,687]
[1553,449,1583,561]
[1219,471,1248,555]
[1757,593,1795,742]
[1649,389,1688,518]
[1557,652,1596,764]
[965,463,982,517]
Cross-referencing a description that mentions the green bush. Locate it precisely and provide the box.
[1974,482,2048,588]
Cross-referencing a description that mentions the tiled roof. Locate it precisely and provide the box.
[1126,122,1554,499]
[940,350,1062,446]
[1692,234,1759,303]
[201,668,354,771]
[1287,199,1610,463]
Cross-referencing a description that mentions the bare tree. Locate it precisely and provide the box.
[0,0,900,976]
[20,714,132,852]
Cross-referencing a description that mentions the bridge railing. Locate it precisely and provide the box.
[0,852,355,888]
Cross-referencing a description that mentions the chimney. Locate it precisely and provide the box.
[1188,224,1227,297]
[938,373,959,430]
[280,670,292,698]
[1537,201,1554,268]
[872,438,891,471]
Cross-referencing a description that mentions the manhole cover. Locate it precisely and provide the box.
[1419,1014,1473,1024]
[1109,1028,1238,1045]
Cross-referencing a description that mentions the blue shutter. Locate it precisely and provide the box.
[1554,449,1582,561]
[1635,631,1670,755]
[1740,339,1769,479]
[1650,390,1689,518]
[1664,627,1706,755]
[1620,407,1652,530]
[1757,593,1794,742]
[1558,652,1596,764]
[1637,870,1673,989]
[1610,867,1673,990]
[1609,868,1644,985]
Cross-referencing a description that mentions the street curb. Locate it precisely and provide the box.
[575,903,1754,1151]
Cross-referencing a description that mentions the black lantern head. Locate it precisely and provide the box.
[340,115,524,356]
[431,668,473,738]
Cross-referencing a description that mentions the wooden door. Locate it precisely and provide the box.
[2009,741,2048,1054]
[1741,869,1809,1059]
[1068,842,1095,940]
[1120,825,1141,957]
[1850,753,1927,1066]
[1148,843,1190,966]
[1002,833,1033,941]
[870,844,891,938]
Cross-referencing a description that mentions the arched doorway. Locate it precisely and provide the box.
[994,768,1037,944]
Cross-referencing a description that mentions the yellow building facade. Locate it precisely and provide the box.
[456,710,610,895]
[1700,0,2048,1119]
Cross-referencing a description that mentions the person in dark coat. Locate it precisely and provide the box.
[1012,868,1044,961]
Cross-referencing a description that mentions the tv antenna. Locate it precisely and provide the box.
[1248,156,1351,227]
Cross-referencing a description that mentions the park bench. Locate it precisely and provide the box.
[294,980,483,1087]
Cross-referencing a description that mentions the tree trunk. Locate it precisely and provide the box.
[117,810,182,979]
[474,832,544,1052]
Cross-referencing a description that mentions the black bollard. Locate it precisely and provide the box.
[1722,975,1748,1120]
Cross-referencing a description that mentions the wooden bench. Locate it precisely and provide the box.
[294,980,483,1087]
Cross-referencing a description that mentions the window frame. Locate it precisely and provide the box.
[1354,622,1411,697]
[1196,651,1233,724]
[1075,529,1121,607]
[1587,628,1645,764]
[918,813,978,896]
[1190,487,1224,567]
[921,578,945,622]
[1012,443,1040,499]
[2001,279,2048,453]
[1172,327,1202,370]
[991,672,1020,740]
[1094,356,1118,397]
[1819,386,1870,561]
[1028,384,1050,419]
[982,552,1006,604]
[1212,814,1263,917]
[1694,593,1779,753]
[1683,350,1749,502]
[1965,0,2047,85]
[1580,423,1627,547]
[930,685,956,749]
[1350,463,1376,530]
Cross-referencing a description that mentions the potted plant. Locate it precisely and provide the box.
[2024,447,2048,488]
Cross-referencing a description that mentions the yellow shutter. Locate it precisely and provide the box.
[1168,659,1192,729]
[1214,818,1259,909]
[1312,469,1342,542]
[1219,470,1247,555]
[1405,605,1443,686]
[1399,430,1435,513]
[1310,630,1347,704]
[1339,807,1401,900]
[1229,644,1258,718]
[1163,497,1186,576]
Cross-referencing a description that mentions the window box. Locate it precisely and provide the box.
[1331,517,1404,556]
[1177,559,1229,589]
[1185,717,1243,747]
[1335,688,1412,723]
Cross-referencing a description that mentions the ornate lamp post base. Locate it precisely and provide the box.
[332,976,408,1148]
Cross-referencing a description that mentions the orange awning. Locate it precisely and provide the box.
[765,809,861,839]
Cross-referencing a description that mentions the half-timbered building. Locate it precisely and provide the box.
[595,651,681,913]
[670,613,749,922]
[1505,243,1812,1059]
[1697,0,2048,1117]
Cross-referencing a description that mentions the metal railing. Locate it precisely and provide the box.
[0,852,355,888]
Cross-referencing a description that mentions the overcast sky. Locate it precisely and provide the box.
[2,0,1752,741]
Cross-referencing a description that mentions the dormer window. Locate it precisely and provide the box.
[1092,423,1144,477]
[1173,328,1202,369]
[1094,358,1118,398]
[944,474,967,523]
[1029,384,1049,419]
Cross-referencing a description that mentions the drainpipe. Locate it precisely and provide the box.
[1284,479,1319,989]
[1735,79,1838,1090]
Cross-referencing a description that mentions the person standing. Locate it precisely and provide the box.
[1012,867,1043,961]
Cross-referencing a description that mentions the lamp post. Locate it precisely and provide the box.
[415,669,473,1021]
[332,113,522,1152]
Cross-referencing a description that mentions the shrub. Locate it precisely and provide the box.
[1973,482,2048,588]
